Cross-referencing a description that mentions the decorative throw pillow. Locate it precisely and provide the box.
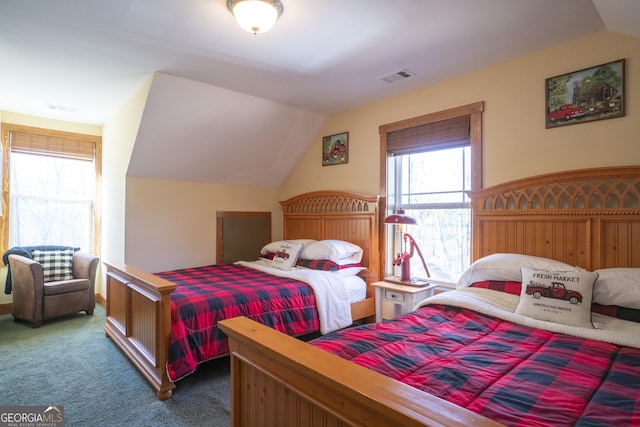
[32,249,74,282]
[260,239,316,256]
[515,267,598,328]
[271,242,304,271]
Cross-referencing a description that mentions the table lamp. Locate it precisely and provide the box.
[384,209,431,285]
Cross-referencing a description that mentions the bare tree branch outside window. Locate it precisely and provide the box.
[10,153,94,250]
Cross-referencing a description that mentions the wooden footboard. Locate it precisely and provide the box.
[219,316,502,427]
[103,261,177,400]
[104,260,375,400]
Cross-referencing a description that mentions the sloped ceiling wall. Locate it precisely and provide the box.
[127,73,327,186]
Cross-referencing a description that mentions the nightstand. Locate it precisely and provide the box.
[372,280,438,322]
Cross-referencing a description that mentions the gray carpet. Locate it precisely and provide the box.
[0,305,231,426]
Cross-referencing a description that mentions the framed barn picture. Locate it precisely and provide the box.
[322,131,348,166]
[545,59,625,129]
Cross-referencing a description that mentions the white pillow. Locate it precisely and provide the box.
[457,253,580,288]
[515,267,598,328]
[300,240,363,265]
[335,266,367,277]
[593,268,640,309]
[271,242,304,271]
[260,239,316,256]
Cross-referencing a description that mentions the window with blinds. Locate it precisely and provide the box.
[386,115,471,156]
[10,131,96,160]
[2,124,101,254]
[381,102,483,284]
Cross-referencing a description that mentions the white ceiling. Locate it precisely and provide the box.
[1,0,638,185]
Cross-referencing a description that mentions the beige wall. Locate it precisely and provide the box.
[0,112,102,136]
[280,31,640,199]
[99,75,154,296]
[124,177,282,272]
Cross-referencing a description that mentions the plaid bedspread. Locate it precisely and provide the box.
[156,264,319,381]
[311,304,640,426]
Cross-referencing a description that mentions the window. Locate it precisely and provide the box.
[389,148,471,282]
[1,124,101,254]
[380,102,483,284]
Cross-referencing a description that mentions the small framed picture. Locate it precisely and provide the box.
[545,59,625,129]
[322,131,349,166]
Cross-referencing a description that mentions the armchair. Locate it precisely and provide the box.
[9,251,99,328]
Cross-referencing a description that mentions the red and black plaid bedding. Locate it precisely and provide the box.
[156,264,319,381]
[311,304,640,426]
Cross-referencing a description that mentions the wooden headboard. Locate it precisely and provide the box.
[469,166,640,269]
[280,191,381,294]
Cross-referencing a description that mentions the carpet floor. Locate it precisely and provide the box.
[0,304,231,426]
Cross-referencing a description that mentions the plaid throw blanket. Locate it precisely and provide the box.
[312,301,640,426]
[156,264,319,381]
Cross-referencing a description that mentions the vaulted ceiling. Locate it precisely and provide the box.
[1,0,638,186]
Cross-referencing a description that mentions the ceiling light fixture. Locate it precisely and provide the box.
[227,0,283,35]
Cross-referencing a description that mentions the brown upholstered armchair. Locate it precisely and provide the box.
[8,251,99,328]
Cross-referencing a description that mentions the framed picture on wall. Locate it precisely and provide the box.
[545,59,625,129]
[322,131,349,166]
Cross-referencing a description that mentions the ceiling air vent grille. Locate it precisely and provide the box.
[378,69,416,84]
[47,103,79,113]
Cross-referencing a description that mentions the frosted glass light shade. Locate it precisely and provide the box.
[228,0,283,34]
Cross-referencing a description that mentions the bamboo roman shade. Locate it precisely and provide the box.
[10,131,95,161]
[386,115,470,156]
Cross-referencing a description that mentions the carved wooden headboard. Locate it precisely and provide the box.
[468,166,640,269]
[280,191,381,290]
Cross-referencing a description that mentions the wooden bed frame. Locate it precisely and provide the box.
[219,166,640,427]
[103,191,380,400]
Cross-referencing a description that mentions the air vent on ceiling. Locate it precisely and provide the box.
[47,103,79,113]
[378,68,416,84]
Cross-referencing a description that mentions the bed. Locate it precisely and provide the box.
[218,166,640,427]
[103,191,381,400]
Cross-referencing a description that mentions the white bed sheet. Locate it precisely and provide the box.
[343,275,366,303]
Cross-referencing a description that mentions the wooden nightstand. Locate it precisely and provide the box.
[372,280,438,322]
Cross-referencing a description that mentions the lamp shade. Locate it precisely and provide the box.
[384,209,417,225]
[227,0,283,34]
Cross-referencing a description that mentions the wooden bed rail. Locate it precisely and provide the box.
[219,316,504,427]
